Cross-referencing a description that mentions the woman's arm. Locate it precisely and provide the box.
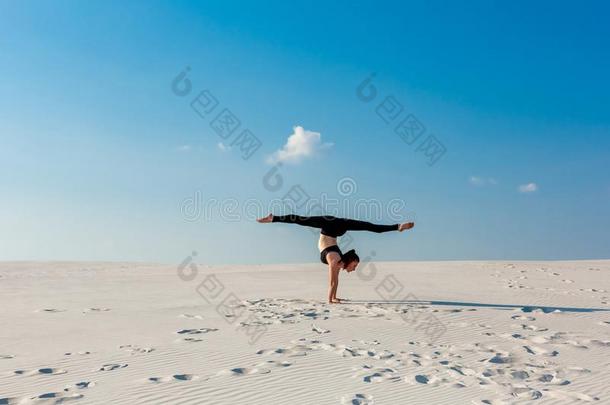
[326,252,342,303]
[328,264,340,303]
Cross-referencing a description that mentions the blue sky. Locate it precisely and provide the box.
[1,0,609,264]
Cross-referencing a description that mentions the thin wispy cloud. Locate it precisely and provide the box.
[469,176,498,187]
[217,142,231,152]
[267,126,333,164]
[176,145,192,152]
[518,183,538,193]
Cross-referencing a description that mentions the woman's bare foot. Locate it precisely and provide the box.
[330,298,342,304]
[257,214,273,223]
[398,222,415,232]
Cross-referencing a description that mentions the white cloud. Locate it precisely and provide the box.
[518,183,538,193]
[469,176,484,186]
[217,142,231,152]
[469,176,497,187]
[176,145,191,152]
[267,126,333,164]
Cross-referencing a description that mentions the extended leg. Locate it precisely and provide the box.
[258,214,412,235]
[341,218,399,233]
[271,215,334,230]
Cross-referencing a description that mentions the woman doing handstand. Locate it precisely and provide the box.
[257,214,414,303]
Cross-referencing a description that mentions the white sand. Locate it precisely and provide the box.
[1,260,609,404]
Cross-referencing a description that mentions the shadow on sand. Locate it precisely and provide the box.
[342,300,610,313]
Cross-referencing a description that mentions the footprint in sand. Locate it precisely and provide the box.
[580,288,608,293]
[0,354,14,360]
[400,352,430,368]
[341,393,374,405]
[28,392,84,403]
[354,365,400,383]
[530,332,566,344]
[508,387,543,400]
[536,373,571,386]
[256,341,314,357]
[176,328,218,335]
[66,381,96,389]
[439,361,477,379]
[544,389,600,402]
[120,345,154,354]
[148,374,200,383]
[477,398,508,404]
[14,368,67,376]
[566,366,592,374]
[220,358,293,378]
[83,308,110,313]
[0,397,22,404]
[405,373,447,386]
[320,343,395,360]
[64,351,91,356]
[218,367,271,376]
[352,339,380,346]
[568,339,610,348]
[179,314,204,320]
[402,357,486,389]
[406,338,601,401]
[1,382,94,405]
[518,324,548,332]
[311,323,330,334]
[436,308,477,313]
[564,339,590,349]
[98,363,128,371]
[257,360,293,368]
[177,337,206,343]
[487,352,514,364]
[523,345,559,357]
[36,308,66,313]
[511,314,536,321]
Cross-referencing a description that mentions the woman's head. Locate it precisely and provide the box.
[341,249,360,272]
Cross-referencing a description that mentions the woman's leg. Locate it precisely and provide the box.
[272,215,334,230]
[263,214,408,235]
[341,218,399,233]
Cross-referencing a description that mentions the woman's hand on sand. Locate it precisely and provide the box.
[257,214,273,223]
[399,222,415,232]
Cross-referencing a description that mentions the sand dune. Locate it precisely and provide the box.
[1,260,608,404]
